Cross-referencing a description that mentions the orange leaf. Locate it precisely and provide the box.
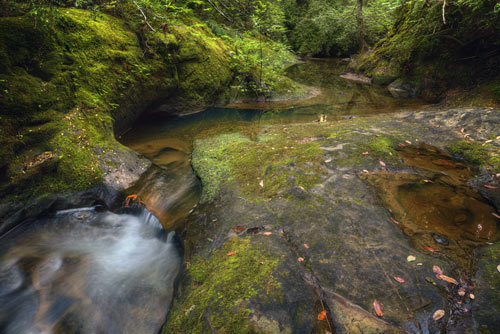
[393,276,405,283]
[232,226,246,232]
[433,265,443,275]
[433,309,445,321]
[304,244,310,249]
[227,251,236,256]
[436,274,458,284]
[317,310,327,321]
[262,232,272,235]
[373,299,383,317]
[423,246,439,253]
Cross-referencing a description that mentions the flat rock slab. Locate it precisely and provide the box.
[164,108,500,334]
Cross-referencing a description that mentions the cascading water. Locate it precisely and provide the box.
[0,205,183,334]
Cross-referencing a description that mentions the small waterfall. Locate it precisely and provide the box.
[0,205,182,334]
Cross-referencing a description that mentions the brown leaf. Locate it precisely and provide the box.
[227,251,236,256]
[373,300,383,317]
[433,309,445,321]
[379,161,386,167]
[232,226,246,233]
[484,184,498,189]
[437,274,458,284]
[493,213,500,219]
[317,310,327,321]
[433,265,443,275]
[393,276,405,283]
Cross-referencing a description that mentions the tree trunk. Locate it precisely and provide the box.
[356,0,366,52]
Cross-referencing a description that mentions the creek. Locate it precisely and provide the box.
[1,59,498,333]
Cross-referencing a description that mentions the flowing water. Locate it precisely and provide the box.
[1,59,497,333]
[0,206,182,334]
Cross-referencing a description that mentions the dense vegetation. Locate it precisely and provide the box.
[357,0,500,99]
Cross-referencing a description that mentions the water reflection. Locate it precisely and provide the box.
[0,206,182,334]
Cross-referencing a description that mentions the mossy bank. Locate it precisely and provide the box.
[0,8,303,208]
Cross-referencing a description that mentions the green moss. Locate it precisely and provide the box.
[0,8,246,201]
[163,237,280,334]
[192,124,326,202]
[368,136,396,156]
[448,140,500,172]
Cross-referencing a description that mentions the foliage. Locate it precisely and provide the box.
[282,0,400,56]
[359,0,500,90]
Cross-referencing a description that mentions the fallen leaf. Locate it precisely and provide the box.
[362,169,369,173]
[436,274,458,284]
[469,293,475,300]
[497,264,500,273]
[262,231,272,235]
[423,245,440,253]
[379,161,386,167]
[484,184,498,189]
[259,261,264,265]
[493,213,500,219]
[433,265,443,275]
[304,244,310,249]
[426,277,437,286]
[390,217,400,225]
[232,226,246,232]
[393,276,405,283]
[405,140,412,145]
[485,139,493,144]
[423,179,434,183]
[460,128,465,133]
[407,255,416,262]
[458,287,466,296]
[259,180,264,188]
[298,257,304,262]
[433,309,445,321]
[227,251,236,256]
[362,151,369,155]
[398,143,406,147]
[317,310,327,321]
[373,300,383,317]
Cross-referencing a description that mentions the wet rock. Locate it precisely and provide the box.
[388,79,417,98]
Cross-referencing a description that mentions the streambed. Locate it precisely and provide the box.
[1,60,499,333]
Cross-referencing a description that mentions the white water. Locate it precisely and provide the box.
[0,206,182,334]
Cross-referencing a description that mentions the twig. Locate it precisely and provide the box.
[133,1,157,32]
[442,0,446,24]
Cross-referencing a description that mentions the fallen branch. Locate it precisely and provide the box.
[133,1,157,32]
